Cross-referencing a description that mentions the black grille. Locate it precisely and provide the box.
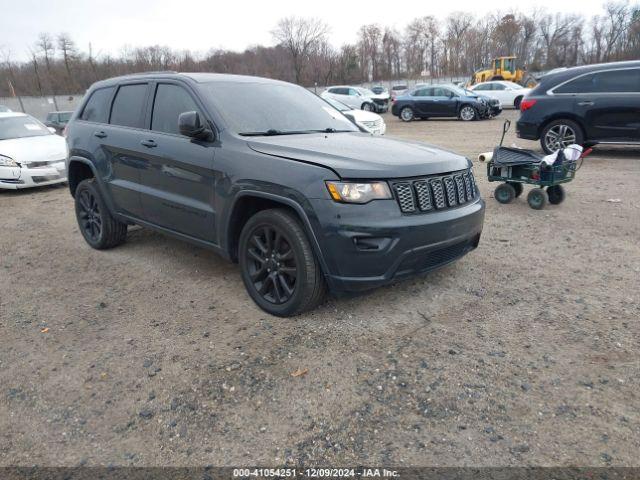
[397,239,473,274]
[373,98,388,106]
[392,170,478,214]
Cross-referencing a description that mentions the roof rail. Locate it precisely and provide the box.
[126,70,178,75]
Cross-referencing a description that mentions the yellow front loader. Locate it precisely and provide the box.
[470,56,537,87]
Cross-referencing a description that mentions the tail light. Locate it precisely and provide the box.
[520,99,537,112]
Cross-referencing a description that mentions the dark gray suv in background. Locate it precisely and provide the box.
[66,73,484,316]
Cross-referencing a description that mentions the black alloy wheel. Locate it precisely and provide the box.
[245,225,298,305]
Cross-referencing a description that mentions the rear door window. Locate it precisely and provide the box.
[151,84,201,135]
[109,84,148,128]
[555,69,640,94]
[80,87,115,123]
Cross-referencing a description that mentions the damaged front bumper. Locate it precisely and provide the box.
[0,160,67,189]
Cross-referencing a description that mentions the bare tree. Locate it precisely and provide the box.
[57,33,78,90]
[271,17,329,84]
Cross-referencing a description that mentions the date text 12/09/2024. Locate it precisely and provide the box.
[233,468,400,478]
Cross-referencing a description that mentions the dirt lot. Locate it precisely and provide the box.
[1,110,639,467]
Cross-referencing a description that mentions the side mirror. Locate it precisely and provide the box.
[178,111,212,140]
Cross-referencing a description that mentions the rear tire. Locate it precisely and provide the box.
[239,209,326,317]
[514,96,523,110]
[527,188,548,210]
[74,178,127,249]
[494,183,516,204]
[541,119,584,154]
[547,185,566,204]
[508,182,523,197]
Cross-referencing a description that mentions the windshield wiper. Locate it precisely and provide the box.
[239,128,353,137]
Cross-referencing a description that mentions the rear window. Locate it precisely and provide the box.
[110,84,148,128]
[392,85,407,91]
[555,69,640,94]
[80,87,114,123]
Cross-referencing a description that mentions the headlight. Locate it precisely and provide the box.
[0,155,18,167]
[326,181,391,204]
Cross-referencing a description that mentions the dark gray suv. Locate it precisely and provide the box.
[66,72,484,316]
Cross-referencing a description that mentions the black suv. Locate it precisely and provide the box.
[66,73,484,316]
[517,61,640,153]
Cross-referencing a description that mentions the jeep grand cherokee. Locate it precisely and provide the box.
[65,73,485,316]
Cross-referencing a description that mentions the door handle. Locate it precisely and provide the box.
[140,139,157,148]
[93,131,107,138]
[578,101,594,106]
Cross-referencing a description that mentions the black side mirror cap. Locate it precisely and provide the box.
[178,111,214,141]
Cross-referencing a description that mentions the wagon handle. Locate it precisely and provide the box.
[500,120,511,147]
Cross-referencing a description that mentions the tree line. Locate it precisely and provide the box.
[1,3,639,98]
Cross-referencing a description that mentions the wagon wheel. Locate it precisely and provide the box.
[527,188,548,210]
[494,183,516,204]
[508,182,523,198]
[547,185,566,205]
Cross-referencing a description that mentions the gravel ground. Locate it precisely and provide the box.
[1,110,639,467]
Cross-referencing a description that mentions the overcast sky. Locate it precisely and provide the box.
[3,0,609,62]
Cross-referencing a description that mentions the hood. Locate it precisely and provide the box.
[369,92,390,100]
[247,132,469,179]
[0,135,67,165]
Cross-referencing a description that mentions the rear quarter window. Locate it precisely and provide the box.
[80,87,115,123]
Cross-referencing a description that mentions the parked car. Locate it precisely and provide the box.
[390,84,409,101]
[0,105,12,112]
[321,86,378,112]
[516,60,640,153]
[0,112,68,189]
[45,110,73,134]
[371,85,388,95]
[392,84,501,122]
[65,73,484,316]
[469,81,531,109]
[322,96,386,135]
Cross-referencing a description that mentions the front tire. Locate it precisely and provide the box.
[459,105,477,121]
[527,188,548,210]
[239,209,326,317]
[400,106,414,122]
[362,102,374,112]
[494,183,516,204]
[74,178,127,249]
[541,119,584,154]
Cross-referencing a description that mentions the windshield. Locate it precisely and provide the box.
[0,116,51,140]
[392,85,407,91]
[59,112,73,122]
[322,96,351,112]
[371,86,385,94]
[202,82,358,135]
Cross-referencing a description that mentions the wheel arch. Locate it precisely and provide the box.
[225,191,329,277]
[67,157,98,198]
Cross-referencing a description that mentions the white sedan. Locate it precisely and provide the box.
[322,96,386,135]
[0,112,68,189]
[321,86,388,113]
[468,81,531,109]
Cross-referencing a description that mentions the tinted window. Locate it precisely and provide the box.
[433,87,452,97]
[80,87,114,123]
[59,112,72,122]
[330,88,348,95]
[492,83,506,91]
[110,84,147,128]
[413,88,433,97]
[201,82,358,135]
[151,84,201,135]
[392,85,407,91]
[348,88,359,96]
[46,113,56,121]
[555,69,640,94]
